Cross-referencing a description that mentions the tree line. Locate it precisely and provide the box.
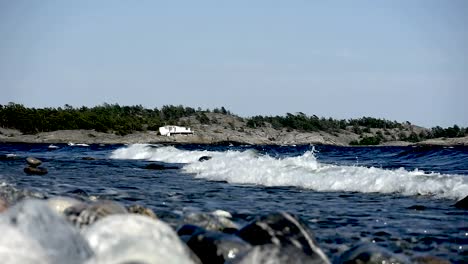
[0,103,466,141]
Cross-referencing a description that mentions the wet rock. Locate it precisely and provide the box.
[338,243,409,264]
[231,244,318,264]
[236,212,330,264]
[0,199,93,264]
[454,195,468,209]
[47,196,84,215]
[128,204,158,219]
[0,223,50,264]
[83,214,195,264]
[412,255,451,264]
[65,200,128,228]
[26,157,42,167]
[0,198,7,213]
[186,229,251,264]
[144,163,179,170]
[184,211,239,232]
[0,185,47,205]
[178,224,207,242]
[24,166,48,175]
[82,157,96,160]
[198,156,212,162]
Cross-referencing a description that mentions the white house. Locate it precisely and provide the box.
[159,126,193,136]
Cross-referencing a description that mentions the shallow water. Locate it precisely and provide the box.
[1,143,467,263]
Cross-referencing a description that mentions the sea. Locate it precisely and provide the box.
[1,143,467,263]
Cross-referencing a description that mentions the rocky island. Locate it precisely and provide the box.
[0,103,467,146]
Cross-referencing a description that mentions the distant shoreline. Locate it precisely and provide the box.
[1,128,467,147]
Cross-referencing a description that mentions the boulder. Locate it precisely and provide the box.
[65,200,128,228]
[0,185,46,205]
[230,244,319,264]
[186,229,251,264]
[83,214,195,264]
[338,243,409,264]
[26,157,42,167]
[24,166,48,175]
[128,204,158,219]
[47,196,84,215]
[184,211,239,232]
[0,223,50,264]
[236,212,330,264]
[0,199,93,264]
[453,195,468,209]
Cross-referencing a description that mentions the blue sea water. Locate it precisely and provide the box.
[1,143,467,263]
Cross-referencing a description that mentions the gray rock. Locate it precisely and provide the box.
[24,166,48,175]
[0,199,93,264]
[186,229,251,264]
[47,196,84,215]
[83,214,195,264]
[231,244,320,264]
[0,184,46,205]
[26,157,42,167]
[128,204,158,219]
[236,212,330,264]
[65,200,128,228]
[184,211,239,232]
[338,243,409,264]
[0,223,50,264]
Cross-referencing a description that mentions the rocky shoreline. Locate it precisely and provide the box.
[1,183,459,264]
[1,127,467,147]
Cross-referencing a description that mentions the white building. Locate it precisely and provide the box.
[159,126,193,136]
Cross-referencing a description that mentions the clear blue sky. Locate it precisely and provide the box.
[1,0,467,128]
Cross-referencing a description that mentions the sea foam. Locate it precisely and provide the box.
[111,144,468,199]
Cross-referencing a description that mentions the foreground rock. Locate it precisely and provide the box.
[236,212,330,264]
[47,196,84,215]
[183,211,239,232]
[128,204,158,219]
[0,223,50,264]
[83,214,196,264]
[0,199,93,264]
[232,244,320,264]
[181,225,251,264]
[64,200,128,228]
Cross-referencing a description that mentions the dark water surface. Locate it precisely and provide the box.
[1,143,467,263]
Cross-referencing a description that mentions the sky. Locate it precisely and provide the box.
[1,0,467,128]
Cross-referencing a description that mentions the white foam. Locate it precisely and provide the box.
[110,144,468,199]
[110,144,222,163]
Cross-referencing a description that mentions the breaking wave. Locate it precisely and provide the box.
[110,144,468,199]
